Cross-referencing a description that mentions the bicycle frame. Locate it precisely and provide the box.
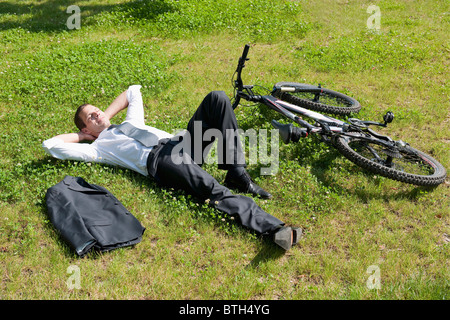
[262,94,346,134]
[231,45,396,148]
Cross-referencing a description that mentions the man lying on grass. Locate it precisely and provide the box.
[42,85,301,250]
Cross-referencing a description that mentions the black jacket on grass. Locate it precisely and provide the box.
[45,175,145,256]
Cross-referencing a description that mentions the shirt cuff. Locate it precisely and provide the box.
[127,85,142,102]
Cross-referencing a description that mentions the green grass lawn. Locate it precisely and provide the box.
[1,0,449,300]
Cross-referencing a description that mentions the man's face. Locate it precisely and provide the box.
[80,104,111,136]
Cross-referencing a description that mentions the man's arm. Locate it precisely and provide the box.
[52,131,96,143]
[42,133,98,162]
[104,90,129,121]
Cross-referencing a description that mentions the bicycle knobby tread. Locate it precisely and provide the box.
[333,136,447,186]
[274,82,361,115]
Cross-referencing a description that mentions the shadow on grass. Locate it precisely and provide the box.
[0,0,111,32]
[247,239,286,268]
[0,0,175,33]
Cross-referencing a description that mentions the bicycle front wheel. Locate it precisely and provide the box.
[334,133,447,186]
[273,82,361,116]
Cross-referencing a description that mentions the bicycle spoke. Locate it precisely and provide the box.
[348,139,435,176]
[365,144,383,162]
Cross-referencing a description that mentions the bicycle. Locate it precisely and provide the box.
[230,44,447,187]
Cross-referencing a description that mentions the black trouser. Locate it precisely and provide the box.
[185,90,245,169]
[146,91,283,234]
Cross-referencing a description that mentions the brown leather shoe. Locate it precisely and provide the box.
[224,170,272,199]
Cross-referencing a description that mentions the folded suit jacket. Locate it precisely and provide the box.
[45,175,145,256]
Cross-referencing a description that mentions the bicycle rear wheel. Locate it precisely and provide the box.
[273,82,361,116]
[334,133,447,186]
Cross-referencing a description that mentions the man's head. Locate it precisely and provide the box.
[74,103,111,137]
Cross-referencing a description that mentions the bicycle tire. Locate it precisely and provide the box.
[273,82,361,116]
[333,133,447,186]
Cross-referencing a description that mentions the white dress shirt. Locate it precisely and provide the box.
[42,85,173,176]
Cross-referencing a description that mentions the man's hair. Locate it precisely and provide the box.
[74,104,90,131]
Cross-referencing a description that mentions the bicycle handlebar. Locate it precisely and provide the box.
[238,44,250,70]
[235,44,250,88]
[232,44,251,109]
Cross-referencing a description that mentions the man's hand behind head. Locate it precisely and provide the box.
[77,131,97,142]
